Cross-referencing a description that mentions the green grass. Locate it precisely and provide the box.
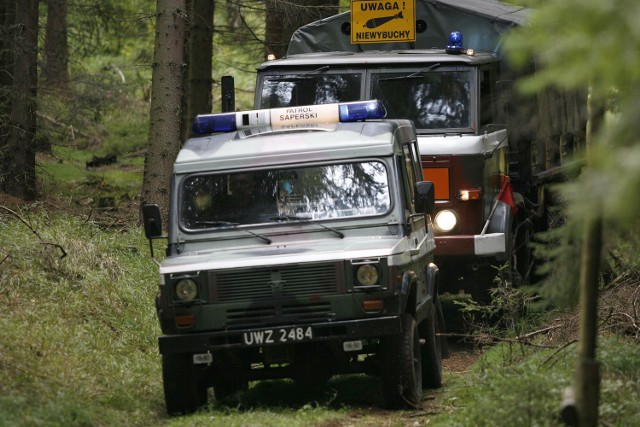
[38,144,144,207]
[0,212,163,425]
[429,336,640,427]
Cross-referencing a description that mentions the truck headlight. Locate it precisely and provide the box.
[434,209,458,233]
[356,264,379,286]
[175,278,199,301]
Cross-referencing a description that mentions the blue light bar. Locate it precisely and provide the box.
[191,112,236,134]
[192,100,387,134]
[339,100,387,122]
[446,31,464,54]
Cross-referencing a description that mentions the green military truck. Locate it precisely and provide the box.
[142,100,446,414]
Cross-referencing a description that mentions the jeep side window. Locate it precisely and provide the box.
[400,145,418,213]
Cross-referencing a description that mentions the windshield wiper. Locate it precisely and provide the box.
[268,215,344,239]
[378,63,441,81]
[266,65,330,82]
[196,221,271,244]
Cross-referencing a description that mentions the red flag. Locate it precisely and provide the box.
[497,176,517,215]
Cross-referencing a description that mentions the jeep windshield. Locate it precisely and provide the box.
[180,161,391,231]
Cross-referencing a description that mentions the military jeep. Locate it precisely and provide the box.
[143,101,446,414]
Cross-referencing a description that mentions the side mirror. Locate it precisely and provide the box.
[142,204,163,238]
[415,181,435,215]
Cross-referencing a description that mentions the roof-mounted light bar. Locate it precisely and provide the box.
[192,100,387,134]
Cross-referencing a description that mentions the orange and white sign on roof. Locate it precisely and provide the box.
[351,0,416,44]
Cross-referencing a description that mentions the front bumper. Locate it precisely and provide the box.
[435,232,506,257]
[159,315,402,354]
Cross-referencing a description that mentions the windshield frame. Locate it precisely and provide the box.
[177,159,395,233]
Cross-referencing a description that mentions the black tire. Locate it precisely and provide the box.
[162,353,202,415]
[380,314,422,408]
[420,303,443,388]
[198,382,209,406]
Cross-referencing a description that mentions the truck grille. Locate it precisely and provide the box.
[209,262,344,304]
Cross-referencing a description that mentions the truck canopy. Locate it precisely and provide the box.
[287,0,528,56]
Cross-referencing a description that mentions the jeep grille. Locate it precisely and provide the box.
[225,301,334,329]
[209,262,344,303]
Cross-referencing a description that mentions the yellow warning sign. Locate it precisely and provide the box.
[351,0,416,44]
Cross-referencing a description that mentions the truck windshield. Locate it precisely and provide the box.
[258,69,472,131]
[180,161,390,230]
[258,73,362,108]
[371,70,472,130]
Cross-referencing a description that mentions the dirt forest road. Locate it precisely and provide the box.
[314,341,483,427]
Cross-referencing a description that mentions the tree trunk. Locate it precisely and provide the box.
[186,0,214,130]
[573,87,606,427]
[265,0,339,59]
[0,1,15,119]
[42,0,69,90]
[1,0,39,200]
[180,0,192,143]
[141,0,186,218]
[181,0,214,140]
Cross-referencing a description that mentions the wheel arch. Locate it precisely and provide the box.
[400,270,419,317]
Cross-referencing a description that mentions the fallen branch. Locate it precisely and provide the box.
[516,324,562,340]
[0,205,67,259]
[543,339,578,367]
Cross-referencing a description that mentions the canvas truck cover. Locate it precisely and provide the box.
[287,0,529,56]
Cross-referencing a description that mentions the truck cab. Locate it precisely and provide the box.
[143,100,445,414]
[252,0,586,298]
[255,48,515,298]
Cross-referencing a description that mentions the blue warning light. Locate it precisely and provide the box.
[446,31,464,54]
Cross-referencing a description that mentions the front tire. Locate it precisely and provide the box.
[420,303,443,388]
[380,314,422,408]
[162,353,203,415]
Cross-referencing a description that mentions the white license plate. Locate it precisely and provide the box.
[242,326,313,346]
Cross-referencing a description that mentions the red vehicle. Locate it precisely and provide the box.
[241,0,586,298]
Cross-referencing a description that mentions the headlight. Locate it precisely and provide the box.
[356,264,379,286]
[434,209,458,233]
[175,278,198,301]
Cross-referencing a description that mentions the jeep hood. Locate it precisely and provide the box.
[159,235,421,274]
